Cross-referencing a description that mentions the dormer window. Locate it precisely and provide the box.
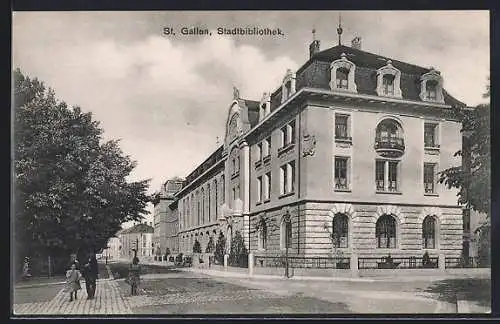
[419,68,445,104]
[382,74,395,96]
[259,92,271,121]
[336,68,349,89]
[329,53,357,93]
[376,60,402,98]
[281,70,296,103]
[425,80,438,101]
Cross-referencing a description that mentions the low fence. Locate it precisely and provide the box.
[254,255,350,269]
[445,256,489,269]
[358,256,439,270]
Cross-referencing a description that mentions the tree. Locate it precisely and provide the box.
[13,68,151,269]
[205,236,215,253]
[438,78,490,215]
[228,230,248,268]
[192,239,202,253]
[214,232,226,264]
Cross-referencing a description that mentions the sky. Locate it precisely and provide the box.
[12,11,489,227]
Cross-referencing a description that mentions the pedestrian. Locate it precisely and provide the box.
[127,257,141,296]
[82,254,99,299]
[22,257,32,279]
[65,262,82,302]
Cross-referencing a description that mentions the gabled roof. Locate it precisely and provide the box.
[121,223,154,234]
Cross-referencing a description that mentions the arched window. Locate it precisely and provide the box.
[221,175,225,203]
[382,74,395,96]
[376,119,402,141]
[422,216,436,249]
[201,188,205,224]
[258,223,267,250]
[336,68,349,89]
[207,183,211,223]
[196,191,200,225]
[376,214,397,248]
[214,179,218,219]
[425,80,438,101]
[332,213,349,248]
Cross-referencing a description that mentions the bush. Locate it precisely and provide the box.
[214,232,226,265]
[205,236,215,253]
[169,256,174,262]
[193,239,202,253]
[165,247,171,256]
[175,253,183,265]
[228,230,248,268]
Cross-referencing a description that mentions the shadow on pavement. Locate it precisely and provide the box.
[421,278,491,308]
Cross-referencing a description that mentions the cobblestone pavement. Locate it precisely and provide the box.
[13,279,132,315]
[116,275,350,314]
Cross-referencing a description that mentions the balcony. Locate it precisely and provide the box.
[374,136,405,158]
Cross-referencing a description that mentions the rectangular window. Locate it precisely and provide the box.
[256,176,262,203]
[376,160,400,193]
[232,187,236,202]
[285,81,292,98]
[264,172,271,201]
[334,157,349,190]
[388,161,398,192]
[262,137,270,158]
[375,160,385,191]
[288,120,296,145]
[280,126,287,148]
[256,143,262,162]
[424,123,438,147]
[280,120,296,148]
[335,114,349,139]
[424,163,436,194]
[280,162,295,195]
[280,165,285,195]
[288,161,295,194]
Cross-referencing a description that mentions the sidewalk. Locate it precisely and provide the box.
[13,276,132,315]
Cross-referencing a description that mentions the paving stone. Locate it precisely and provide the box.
[13,280,132,315]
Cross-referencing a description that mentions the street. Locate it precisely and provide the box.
[12,262,491,315]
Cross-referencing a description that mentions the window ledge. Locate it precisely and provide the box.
[279,192,295,199]
[231,171,240,179]
[334,188,352,193]
[424,193,439,197]
[335,137,352,144]
[277,143,295,156]
[424,146,440,150]
[254,160,262,169]
[256,201,262,206]
[376,191,402,195]
[263,199,271,203]
[263,155,271,164]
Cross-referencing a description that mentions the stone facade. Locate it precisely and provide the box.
[164,39,471,262]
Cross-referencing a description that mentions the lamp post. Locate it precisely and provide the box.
[283,213,291,278]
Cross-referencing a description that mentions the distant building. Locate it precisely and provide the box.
[102,230,123,261]
[119,223,154,260]
[152,178,184,256]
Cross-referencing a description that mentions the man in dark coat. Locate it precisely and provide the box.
[82,254,99,299]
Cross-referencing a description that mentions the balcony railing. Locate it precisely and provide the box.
[375,136,405,157]
[375,136,405,151]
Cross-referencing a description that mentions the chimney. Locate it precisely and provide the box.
[309,40,320,59]
[351,36,362,50]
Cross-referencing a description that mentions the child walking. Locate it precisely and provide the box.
[65,262,82,302]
